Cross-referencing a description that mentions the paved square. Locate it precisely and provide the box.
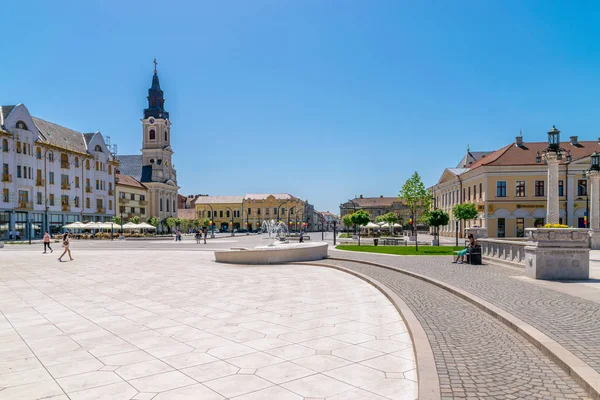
[0,246,416,399]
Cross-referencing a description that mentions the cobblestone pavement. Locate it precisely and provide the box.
[0,249,417,400]
[317,258,593,400]
[331,249,600,374]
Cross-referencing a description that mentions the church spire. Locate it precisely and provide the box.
[144,59,169,120]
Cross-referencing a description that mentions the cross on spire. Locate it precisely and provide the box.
[153,58,157,73]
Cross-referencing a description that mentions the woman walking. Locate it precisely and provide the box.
[58,232,74,262]
[43,231,53,254]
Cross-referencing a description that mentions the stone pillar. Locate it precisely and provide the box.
[587,171,600,249]
[545,153,560,225]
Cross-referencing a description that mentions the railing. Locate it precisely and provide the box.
[478,238,528,266]
[18,201,33,210]
[61,162,70,169]
[36,178,45,186]
[97,207,106,214]
[119,198,129,204]
[85,186,92,193]
[62,204,71,211]
[61,183,71,190]
[139,200,148,205]
[2,174,12,182]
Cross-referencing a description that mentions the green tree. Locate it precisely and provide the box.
[424,209,450,246]
[131,216,141,224]
[342,214,354,233]
[165,217,177,233]
[179,218,190,232]
[350,209,371,246]
[202,218,211,228]
[379,212,399,236]
[147,216,159,228]
[112,216,122,226]
[452,203,479,244]
[399,172,432,250]
[193,218,200,229]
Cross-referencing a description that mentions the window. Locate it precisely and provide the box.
[497,218,505,238]
[207,210,211,218]
[149,129,156,140]
[37,192,42,205]
[165,130,168,141]
[265,208,269,215]
[139,194,145,201]
[61,195,69,206]
[108,200,112,211]
[36,147,41,159]
[559,180,564,197]
[173,200,175,212]
[462,188,466,202]
[16,121,27,130]
[61,174,69,189]
[166,200,170,212]
[61,153,69,168]
[96,180,99,190]
[17,166,21,178]
[516,181,526,197]
[226,210,230,218]
[274,208,277,215]
[75,176,79,188]
[468,187,471,201]
[129,207,135,214]
[160,198,163,212]
[140,207,145,214]
[496,181,507,197]
[257,208,261,215]
[1,139,7,152]
[74,197,79,207]
[219,210,223,218]
[16,142,21,153]
[97,199,103,210]
[534,181,545,197]
[130,193,135,200]
[2,189,9,202]
[120,205,126,213]
[108,165,112,174]
[86,159,90,170]
[516,218,525,237]
[578,180,587,196]
[86,198,90,208]
[119,191,125,199]
[534,218,545,227]
[95,160,99,171]
[473,185,477,200]
[49,194,55,206]
[48,152,54,162]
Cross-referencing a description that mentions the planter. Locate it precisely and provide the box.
[524,228,589,280]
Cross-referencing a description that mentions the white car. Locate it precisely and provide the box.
[213,229,220,234]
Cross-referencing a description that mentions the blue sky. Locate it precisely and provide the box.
[3,0,600,213]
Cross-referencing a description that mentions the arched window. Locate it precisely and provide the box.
[1,139,7,152]
[149,129,155,140]
[164,130,168,141]
[220,210,223,218]
[16,121,27,130]
[60,153,69,168]
[74,157,79,167]
[95,145,103,152]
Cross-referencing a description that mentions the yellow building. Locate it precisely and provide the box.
[194,194,311,232]
[115,173,148,222]
[432,133,599,238]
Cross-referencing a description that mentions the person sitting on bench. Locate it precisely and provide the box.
[453,234,477,264]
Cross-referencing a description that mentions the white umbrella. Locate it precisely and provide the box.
[362,222,380,229]
[63,222,86,229]
[137,222,157,230]
[393,223,402,227]
[376,221,385,226]
[122,222,140,230]
[99,222,116,230]
[84,222,102,229]
[379,222,390,228]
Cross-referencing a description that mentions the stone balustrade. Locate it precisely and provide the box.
[478,238,528,267]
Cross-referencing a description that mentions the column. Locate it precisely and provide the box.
[545,153,560,225]
[589,172,600,230]
[567,174,575,227]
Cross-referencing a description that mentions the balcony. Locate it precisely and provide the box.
[36,178,45,186]
[119,197,129,204]
[127,213,136,219]
[97,207,106,214]
[61,183,71,190]
[108,189,114,196]
[61,162,70,169]
[2,174,12,183]
[17,201,33,210]
[62,204,71,212]
[85,186,92,193]
[139,200,148,205]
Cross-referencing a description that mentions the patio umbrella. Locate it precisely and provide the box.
[122,222,140,230]
[362,222,380,229]
[137,222,157,230]
[83,222,102,229]
[63,222,86,229]
[379,222,391,228]
[99,222,116,230]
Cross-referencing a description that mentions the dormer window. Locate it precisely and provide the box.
[94,145,103,152]
[16,121,27,130]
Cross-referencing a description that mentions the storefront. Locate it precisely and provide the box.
[49,214,63,236]
[0,212,9,240]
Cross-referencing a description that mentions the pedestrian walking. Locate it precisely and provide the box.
[203,227,207,244]
[9,230,13,240]
[58,232,74,262]
[299,230,304,243]
[43,231,53,254]
[15,231,21,240]
[195,229,201,244]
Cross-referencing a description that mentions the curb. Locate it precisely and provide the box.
[296,261,441,400]
[327,256,600,400]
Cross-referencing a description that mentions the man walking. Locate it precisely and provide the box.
[43,231,53,254]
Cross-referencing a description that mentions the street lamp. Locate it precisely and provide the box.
[277,200,290,226]
[347,199,358,234]
[226,207,234,236]
[535,126,572,225]
[206,204,215,238]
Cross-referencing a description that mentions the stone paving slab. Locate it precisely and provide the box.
[317,258,594,399]
[0,249,416,400]
[331,248,600,376]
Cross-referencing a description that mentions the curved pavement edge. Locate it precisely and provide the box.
[327,255,600,400]
[294,261,441,400]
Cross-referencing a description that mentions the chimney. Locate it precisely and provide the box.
[570,136,578,145]
[515,136,523,147]
[359,194,363,199]
[380,195,383,198]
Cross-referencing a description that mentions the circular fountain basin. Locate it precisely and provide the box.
[214,241,328,265]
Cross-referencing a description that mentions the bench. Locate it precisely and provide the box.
[380,238,406,246]
[453,246,482,265]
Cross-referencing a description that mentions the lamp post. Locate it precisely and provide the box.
[536,126,572,225]
[277,200,290,226]
[226,207,234,236]
[347,199,358,234]
[206,204,215,238]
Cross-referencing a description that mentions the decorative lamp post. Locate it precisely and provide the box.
[535,126,572,225]
[207,204,215,238]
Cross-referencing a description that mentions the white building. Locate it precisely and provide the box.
[0,104,117,239]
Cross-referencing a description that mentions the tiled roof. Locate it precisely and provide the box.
[116,155,143,181]
[0,105,15,126]
[32,117,88,153]
[456,151,492,168]
[467,140,600,169]
[194,196,245,204]
[244,193,296,201]
[115,173,145,189]
[349,197,402,207]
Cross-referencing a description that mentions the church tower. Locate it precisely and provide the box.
[140,59,178,221]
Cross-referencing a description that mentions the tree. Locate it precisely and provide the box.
[180,218,190,233]
[350,209,371,246]
[202,218,211,228]
[112,216,122,226]
[131,216,141,224]
[193,218,200,229]
[165,217,177,233]
[379,212,399,236]
[452,203,478,244]
[147,216,159,228]
[424,209,450,246]
[342,214,353,233]
[399,172,432,250]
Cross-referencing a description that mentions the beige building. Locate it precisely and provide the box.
[432,132,600,238]
[339,195,410,225]
[115,173,148,222]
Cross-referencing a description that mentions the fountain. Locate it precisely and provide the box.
[260,220,288,240]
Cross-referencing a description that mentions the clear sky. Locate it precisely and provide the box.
[3,0,600,214]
